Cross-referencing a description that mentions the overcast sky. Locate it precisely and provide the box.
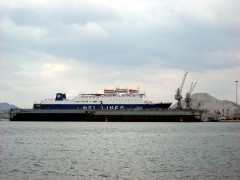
[0,0,240,108]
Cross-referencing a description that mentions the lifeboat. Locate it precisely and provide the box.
[129,89,138,93]
[104,89,114,93]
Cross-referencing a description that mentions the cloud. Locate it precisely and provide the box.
[0,0,240,107]
[1,50,238,107]
[53,21,109,42]
[0,16,49,41]
[0,16,108,43]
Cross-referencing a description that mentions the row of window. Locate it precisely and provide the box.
[74,99,142,103]
[79,96,142,99]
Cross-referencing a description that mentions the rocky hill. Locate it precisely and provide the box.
[0,103,18,120]
[0,102,18,110]
[171,93,240,119]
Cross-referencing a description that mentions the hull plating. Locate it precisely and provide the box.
[10,109,201,122]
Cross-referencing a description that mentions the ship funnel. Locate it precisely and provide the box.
[55,93,66,101]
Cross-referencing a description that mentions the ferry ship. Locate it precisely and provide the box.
[10,87,203,122]
[33,87,172,110]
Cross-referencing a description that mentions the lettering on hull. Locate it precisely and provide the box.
[83,106,96,109]
[105,106,125,109]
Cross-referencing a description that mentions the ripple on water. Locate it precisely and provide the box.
[1,122,240,179]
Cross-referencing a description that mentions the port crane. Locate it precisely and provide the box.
[175,72,188,109]
[185,82,197,110]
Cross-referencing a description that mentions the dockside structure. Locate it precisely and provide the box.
[9,108,202,122]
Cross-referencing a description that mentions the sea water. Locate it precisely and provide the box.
[1,121,240,180]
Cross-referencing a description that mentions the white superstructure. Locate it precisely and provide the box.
[34,87,172,109]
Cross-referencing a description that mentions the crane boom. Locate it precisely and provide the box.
[185,81,197,110]
[189,82,197,95]
[174,72,188,110]
[179,72,188,94]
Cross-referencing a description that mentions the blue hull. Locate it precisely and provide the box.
[34,103,172,110]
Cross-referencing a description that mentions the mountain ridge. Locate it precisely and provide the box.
[0,102,18,110]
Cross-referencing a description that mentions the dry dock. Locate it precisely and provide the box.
[9,108,202,122]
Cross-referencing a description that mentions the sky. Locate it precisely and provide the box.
[0,0,240,108]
